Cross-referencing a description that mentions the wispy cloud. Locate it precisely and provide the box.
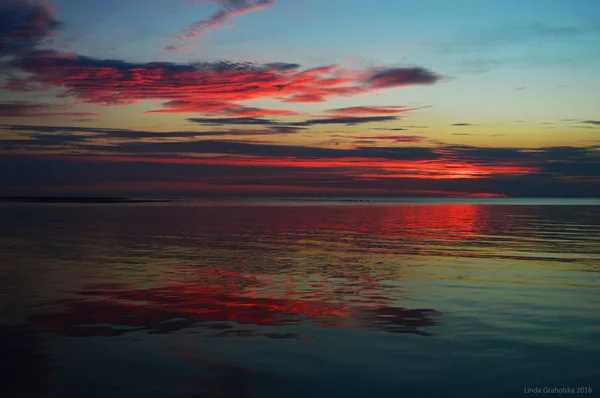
[372,127,407,131]
[294,116,399,126]
[0,101,99,118]
[325,106,413,117]
[162,44,190,52]
[178,0,275,40]
[1,124,302,140]
[351,135,425,143]
[146,100,297,117]
[186,115,400,127]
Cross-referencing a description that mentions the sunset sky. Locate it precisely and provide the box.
[1,0,600,197]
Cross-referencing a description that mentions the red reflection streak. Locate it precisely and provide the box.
[29,275,354,336]
[60,155,536,179]
[29,269,440,337]
[281,205,484,245]
[394,205,482,241]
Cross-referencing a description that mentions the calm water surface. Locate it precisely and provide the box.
[1,201,599,397]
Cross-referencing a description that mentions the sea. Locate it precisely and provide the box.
[1,198,599,397]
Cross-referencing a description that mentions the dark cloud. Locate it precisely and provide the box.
[363,67,441,89]
[0,101,55,117]
[350,135,425,143]
[451,123,474,126]
[264,62,300,71]
[267,126,306,133]
[0,124,302,147]
[0,125,440,160]
[582,120,600,126]
[325,106,412,116]
[0,101,99,118]
[0,0,61,56]
[1,134,89,150]
[162,44,189,52]
[1,124,135,135]
[294,116,399,126]
[187,117,280,126]
[147,100,297,116]
[186,116,399,127]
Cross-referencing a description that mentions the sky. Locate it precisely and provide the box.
[1,0,600,197]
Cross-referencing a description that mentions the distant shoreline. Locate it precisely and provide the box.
[0,197,175,203]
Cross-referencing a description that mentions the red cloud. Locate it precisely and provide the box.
[8,52,442,116]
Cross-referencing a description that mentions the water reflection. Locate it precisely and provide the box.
[1,202,599,398]
[28,266,441,338]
